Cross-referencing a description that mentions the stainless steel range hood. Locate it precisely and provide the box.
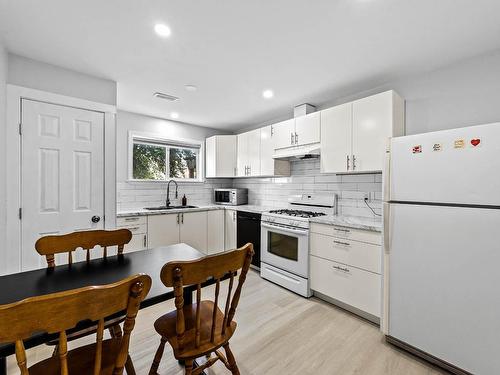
[272,143,320,160]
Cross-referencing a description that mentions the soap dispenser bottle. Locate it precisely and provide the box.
[181,194,187,206]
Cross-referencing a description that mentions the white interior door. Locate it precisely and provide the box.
[21,99,105,270]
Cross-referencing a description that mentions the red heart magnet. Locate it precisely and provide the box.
[471,139,481,147]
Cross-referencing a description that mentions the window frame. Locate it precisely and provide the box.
[127,131,204,183]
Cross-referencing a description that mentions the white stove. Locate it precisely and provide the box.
[260,195,336,297]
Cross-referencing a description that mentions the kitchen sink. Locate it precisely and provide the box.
[144,205,198,210]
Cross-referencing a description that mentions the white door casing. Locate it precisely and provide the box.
[21,99,105,270]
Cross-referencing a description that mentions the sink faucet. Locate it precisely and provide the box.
[166,179,178,207]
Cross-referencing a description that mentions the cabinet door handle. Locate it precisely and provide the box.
[346,155,350,171]
[333,240,350,246]
[290,133,294,145]
[271,126,274,136]
[233,211,236,221]
[333,265,350,273]
[334,227,350,233]
[181,213,184,224]
[128,226,140,231]
[177,214,180,224]
[248,166,251,175]
[124,217,139,222]
[352,154,356,170]
[295,132,298,144]
[143,234,147,248]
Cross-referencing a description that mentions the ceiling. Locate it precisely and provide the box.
[1,0,500,131]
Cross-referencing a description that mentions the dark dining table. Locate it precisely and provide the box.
[0,243,211,375]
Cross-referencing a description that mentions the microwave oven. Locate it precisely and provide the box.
[214,188,248,205]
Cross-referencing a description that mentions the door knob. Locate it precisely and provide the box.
[91,215,101,223]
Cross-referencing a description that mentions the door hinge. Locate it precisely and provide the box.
[18,123,22,136]
[18,208,22,220]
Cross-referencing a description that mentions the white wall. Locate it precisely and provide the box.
[0,45,8,274]
[319,49,500,135]
[240,49,500,136]
[7,53,117,105]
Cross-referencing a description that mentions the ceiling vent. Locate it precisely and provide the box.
[153,92,179,101]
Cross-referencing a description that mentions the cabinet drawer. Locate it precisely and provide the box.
[117,216,147,227]
[310,256,381,317]
[310,233,381,274]
[310,223,381,245]
[124,233,147,253]
[121,223,147,235]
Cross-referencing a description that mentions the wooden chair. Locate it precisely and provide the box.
[35,229,133,268]
[0,273,152,375]
[149,243,254,375]
[35,229,135,371]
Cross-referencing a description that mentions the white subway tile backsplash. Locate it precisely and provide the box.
[117,160,382,218]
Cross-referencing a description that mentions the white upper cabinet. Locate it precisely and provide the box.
[261,125,291,176]
[237,129,261,176]
[352,91,404,172]
[206,135,237,178]
[294,111,321,146]
[320,103,352,173]
[272,119,295,149]
[320,90,405,173]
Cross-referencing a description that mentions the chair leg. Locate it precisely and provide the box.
[184,359,194,375]
[223,343,240,375]
[149,336,167,375]
[125,354,136,375]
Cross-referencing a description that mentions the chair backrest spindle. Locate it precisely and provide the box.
[195,284,201,348]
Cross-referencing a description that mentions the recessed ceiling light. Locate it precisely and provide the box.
[154,23,171,38]
[171,112,179,119]
[185,84,198,92]
[262,89,274,99]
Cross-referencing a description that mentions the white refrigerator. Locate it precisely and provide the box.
[384,122,500,375]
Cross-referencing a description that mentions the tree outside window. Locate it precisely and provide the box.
[132,139,200,181]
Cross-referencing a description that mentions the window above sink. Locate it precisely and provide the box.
[128,131,204,182]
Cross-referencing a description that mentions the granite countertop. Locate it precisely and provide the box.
[117,204,276,217]
[309,215,383,232]
[117,205,382,232]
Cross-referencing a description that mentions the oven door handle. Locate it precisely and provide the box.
[261,223,309,236]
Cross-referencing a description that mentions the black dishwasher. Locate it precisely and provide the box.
[237,211,261,269]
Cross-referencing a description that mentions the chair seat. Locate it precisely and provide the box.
[154,300,237,359]
[29,338,122,375]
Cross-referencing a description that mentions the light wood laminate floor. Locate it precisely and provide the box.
[8,270,447,374]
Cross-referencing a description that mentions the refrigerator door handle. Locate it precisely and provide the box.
[383,138,391,202]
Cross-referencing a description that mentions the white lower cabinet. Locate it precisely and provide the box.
[310,257,381,318]
[121,209,231,255]
[179,211,208,253]
[310,223,382,320]
[116,216,147,253]
[147,214,180,248]
[224,209,237,251]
